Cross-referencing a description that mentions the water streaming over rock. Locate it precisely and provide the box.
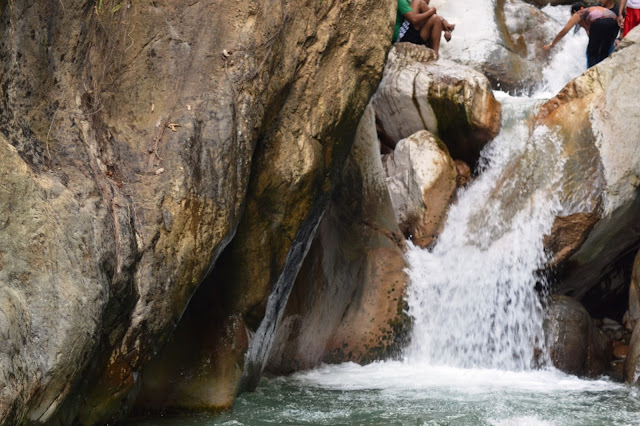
[405,95,563,369]
[404,5,589,370]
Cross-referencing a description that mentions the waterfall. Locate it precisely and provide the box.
[404,5,588,370]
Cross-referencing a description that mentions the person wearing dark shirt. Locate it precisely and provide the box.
[600,0,620,16]
[544,2,619,68]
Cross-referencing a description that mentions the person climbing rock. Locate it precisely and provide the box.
[619,0,640,37]
[543,2,619,68]
[393,0,455,56]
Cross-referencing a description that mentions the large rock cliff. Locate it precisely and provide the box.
[534,29,640,309]
[0,0,394,423]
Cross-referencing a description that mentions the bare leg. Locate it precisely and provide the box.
[409,0,437,31]
[414,0,454,43]
[419,14,438,45]
[430,15,444,54]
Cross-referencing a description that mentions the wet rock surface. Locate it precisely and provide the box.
[534,30,640,306]
[0,0,393,422]
[373,43,501,168]
[434,0,557,92]
[545,296,611,377]
[267,104,409,373]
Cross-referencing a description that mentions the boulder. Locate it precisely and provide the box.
[267,104,409,373]
[383,130,457,248]
[629,251,640,330]
[533,30,640,304]
[614,342,629,360]
[455,160,472,187]
[544,213,599,267]
[0,0,393,423]
[625,318,640,382]
[373,43,501,167]
[130,1,396,415]
[430,0,557,92]
[545,296,611,376]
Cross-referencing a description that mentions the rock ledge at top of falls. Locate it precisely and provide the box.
[534,28,640,305]
[522,0,575,7]
[373,43,501,168]
[431,0,557,93]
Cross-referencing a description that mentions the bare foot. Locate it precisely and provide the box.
[442,19,456,33]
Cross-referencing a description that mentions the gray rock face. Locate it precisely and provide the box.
[0,138,110,424]
[0,1,393,423]
[533,30,640,303]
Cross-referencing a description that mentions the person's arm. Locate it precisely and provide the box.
[619,0,627,27]
[543,12,582,50]
[404,0,436,27]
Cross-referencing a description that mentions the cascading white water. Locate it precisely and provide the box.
[405,95,565,369]
[404,5,589,370]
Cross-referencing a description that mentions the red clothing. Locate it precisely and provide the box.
[623,7,640,37]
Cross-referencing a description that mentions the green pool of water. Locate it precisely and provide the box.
[126,362,640,426]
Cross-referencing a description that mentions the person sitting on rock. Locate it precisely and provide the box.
[543,2,619,68]
[393,0,455,56]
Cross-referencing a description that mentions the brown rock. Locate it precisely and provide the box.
[534,30,640,304]
[383,131,457,248]
[0,0,395,423]
[543,212,599,267]
[613,343,629,360]
[266,104,409,374]
[545,296,611,377]
[624,321,640,383]
[629,251,640,330]
[455,160,472,187]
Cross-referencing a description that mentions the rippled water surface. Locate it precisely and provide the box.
[127,363,640,425]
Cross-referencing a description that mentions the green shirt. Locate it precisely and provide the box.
[394,0,413,42]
